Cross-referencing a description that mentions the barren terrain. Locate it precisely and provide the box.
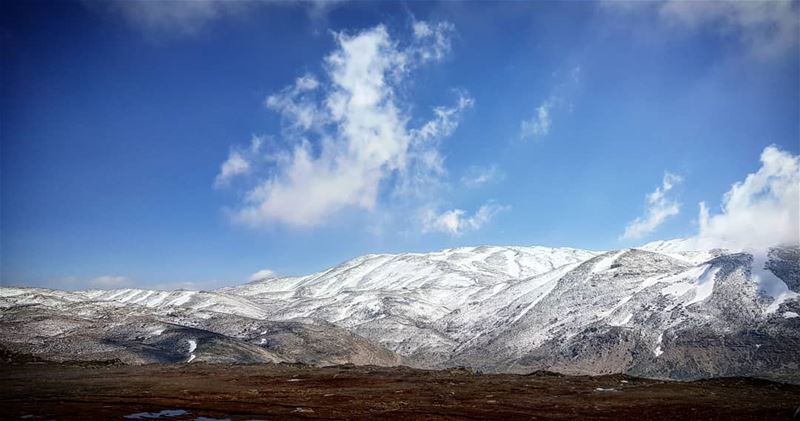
[1,362,798,420]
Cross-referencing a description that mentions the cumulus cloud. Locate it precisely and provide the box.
[87,275,132,290]
[621,172,682,240]
[217,22,473,229]
[520,66,580,140]
[461,165,504,188]
[422,201,509,236]
[603,0,799,59]
[695,145,799,250]
[249,269,277,282]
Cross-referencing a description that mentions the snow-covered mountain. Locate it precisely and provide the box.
[221,246,599,363]
[2,242,798,382]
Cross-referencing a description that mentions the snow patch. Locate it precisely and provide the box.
[687,266,721,305]
[783,311,799,319]
[751,253,800,313]
[186,339,197,363]
[600,295,633,320]
[653,333,664,357]
[608,313,633,326]
[591,251,625,274]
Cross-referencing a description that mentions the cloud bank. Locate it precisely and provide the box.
[639,145,799,252]
[696,145,799,250]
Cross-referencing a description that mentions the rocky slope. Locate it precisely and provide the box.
[0,288,405,366]
[1,242,798,382]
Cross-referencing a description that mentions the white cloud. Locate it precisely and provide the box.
[218,22,471,228]
[660,0,799,59]
[249,269,277,282]
[461,165,504,188]
[265,74,325,132]
[87,275,131,290]
[107,0,232,34]
[397,92,474,198]
[422,201,509,236]
[519,66,581,140]
[409,21,455,63]
[214,151,250,188]
[214,135,264,188]
[520,102,552,139]
[101,0,341,36]
[412,93,474,143]
[621,172,682,240]
[695,145,799,250]
[603,0,799,60]
[413,21,434,38]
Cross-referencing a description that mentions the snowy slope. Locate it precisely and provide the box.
[220,246,599,361]
[1,242,798,381]
[82,289,272,319]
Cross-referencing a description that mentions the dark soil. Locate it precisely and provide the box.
[1,362,799,420]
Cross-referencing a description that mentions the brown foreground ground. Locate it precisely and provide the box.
[1,363,799,420]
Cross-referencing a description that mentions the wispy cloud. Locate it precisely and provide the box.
[621,172,682,240]
[96,0,341,37]
[520,103,551,139]
[217,22,472,229]
[461,165,504,188]
[87,275,132,290]
[696,145,799,250]
[422,201,509,236]
[214,135,264,188]
[398,91,474,198]
[602,0,799,60]
[520,66,581,140]
[660,0,798,60]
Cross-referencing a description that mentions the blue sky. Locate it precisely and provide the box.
[2,0,798,290]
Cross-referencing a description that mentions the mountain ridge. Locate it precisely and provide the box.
[2,241,798,382]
